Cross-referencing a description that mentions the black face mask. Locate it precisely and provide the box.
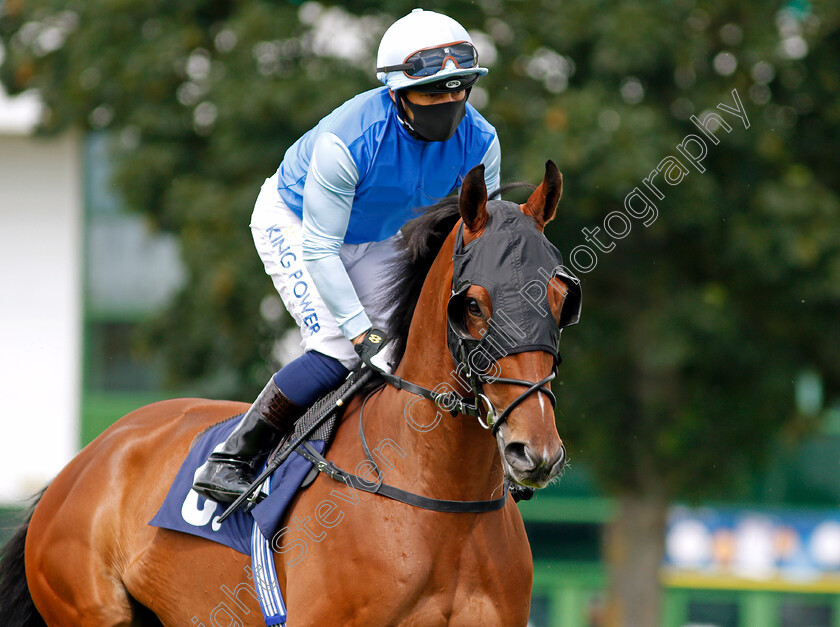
[446,202,582,368]
[400,94,468,142]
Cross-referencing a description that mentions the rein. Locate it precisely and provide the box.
[297,385,509,513]
[301,347,554,513]
[218,184,581,521]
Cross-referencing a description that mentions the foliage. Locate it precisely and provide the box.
[522,0,840,502]
[2,0,839,503]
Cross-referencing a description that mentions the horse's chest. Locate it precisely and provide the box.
[404,580,528,627]
[283,515,531,626]
[392,594,516,627]
[285,484,532,625]
[389,533,531,626]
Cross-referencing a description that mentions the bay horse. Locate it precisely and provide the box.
[0,160,580,626]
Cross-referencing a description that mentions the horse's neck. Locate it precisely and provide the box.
[367,364,503,503]
[365,231,504,501]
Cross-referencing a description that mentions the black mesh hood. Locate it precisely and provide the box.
[446,201,582,366]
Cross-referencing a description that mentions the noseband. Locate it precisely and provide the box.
[472,371,557,435]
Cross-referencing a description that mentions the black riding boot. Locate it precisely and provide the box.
[192,378,304,503]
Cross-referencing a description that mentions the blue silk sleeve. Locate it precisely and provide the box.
[300,132,371,340]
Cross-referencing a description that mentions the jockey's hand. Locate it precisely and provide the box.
[354,328,388,366]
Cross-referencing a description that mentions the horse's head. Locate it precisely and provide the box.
[447,161,581,489]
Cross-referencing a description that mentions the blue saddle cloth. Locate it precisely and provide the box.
[150,416,325,553]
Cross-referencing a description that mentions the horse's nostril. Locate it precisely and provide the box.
[550,444,566,475]
[504,442,539,472]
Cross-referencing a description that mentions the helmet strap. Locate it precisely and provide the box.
[394,91,419,138]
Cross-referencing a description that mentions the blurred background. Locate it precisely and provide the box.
[1,1,839,626]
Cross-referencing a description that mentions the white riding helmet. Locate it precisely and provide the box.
[376,9,488,93]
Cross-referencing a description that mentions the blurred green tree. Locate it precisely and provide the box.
[516,1,840,624]
[2,0,387,397]
[2,1,839,625]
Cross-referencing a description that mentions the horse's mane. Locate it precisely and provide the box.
[379,183,534,369]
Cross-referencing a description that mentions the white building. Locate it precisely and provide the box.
[0,87,82,501]
[0,86,183,503]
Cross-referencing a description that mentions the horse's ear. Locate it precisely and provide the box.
[521,160,563,231]
[459,164,488,239]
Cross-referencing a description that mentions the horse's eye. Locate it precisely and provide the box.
[466,298,483,318]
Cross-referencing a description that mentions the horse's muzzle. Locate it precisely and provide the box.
[503,441,566,488]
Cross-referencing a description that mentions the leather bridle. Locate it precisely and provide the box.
[361,351,558,437]
[361,274,563,438]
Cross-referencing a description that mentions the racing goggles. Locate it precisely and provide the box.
[377,41,479,79]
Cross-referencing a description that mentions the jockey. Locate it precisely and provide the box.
[193,8,501,504]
